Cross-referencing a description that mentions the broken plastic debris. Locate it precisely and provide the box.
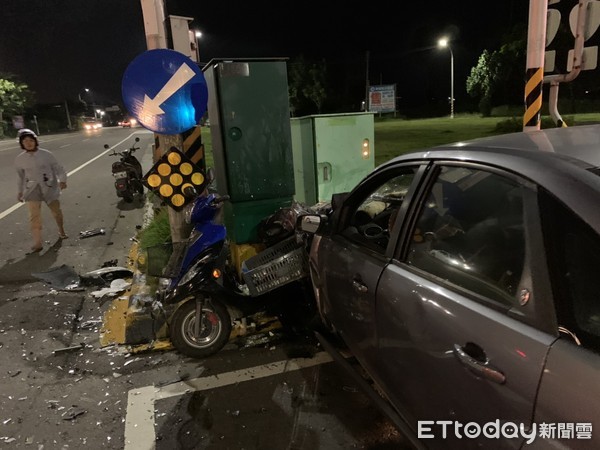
[62,407,86,420]
[81,267,133,286]
[123,357,141,366]
[31,264,81,290]
[79,228,105,239]
[90,279,131,299]
[79,320,102,330]
[52,343,85,355]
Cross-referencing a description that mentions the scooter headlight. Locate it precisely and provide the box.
[179,253,212,286]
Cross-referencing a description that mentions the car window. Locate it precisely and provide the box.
[540,189,600,353]
[340,168,417,254]
[406,165,529,306]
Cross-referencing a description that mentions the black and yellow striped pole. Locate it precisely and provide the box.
[523,0,548,132]
[524,67,544,130]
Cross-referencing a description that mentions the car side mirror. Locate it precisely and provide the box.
[297,214,325,234]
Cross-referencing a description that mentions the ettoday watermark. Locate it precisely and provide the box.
[418,420,593,444]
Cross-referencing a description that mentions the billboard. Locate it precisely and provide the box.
[368,84,396,113]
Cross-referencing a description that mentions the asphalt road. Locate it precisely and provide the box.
[0,127,154,281]
[0,128,412,449]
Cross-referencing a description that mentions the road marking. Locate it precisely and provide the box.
[124,352,333,450]
[0,132,150,221]
[59,144,72,148]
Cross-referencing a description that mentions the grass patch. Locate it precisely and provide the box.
[201,125,214,169]
[373,112,600,166]
[138,208,171,249]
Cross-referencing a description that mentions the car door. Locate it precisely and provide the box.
[529,189,600,448]
[315,164,423,366]
[373,163,557,449]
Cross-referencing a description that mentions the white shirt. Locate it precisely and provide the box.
[15,148,67,203]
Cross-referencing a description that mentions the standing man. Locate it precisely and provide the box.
[15,129,68,253]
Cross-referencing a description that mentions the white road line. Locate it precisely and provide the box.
[59,144,72,148]
[0,132,148,221]
[124,352,333,450]
[0,145,19,153]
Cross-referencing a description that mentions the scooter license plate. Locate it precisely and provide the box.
[113,171,128,178]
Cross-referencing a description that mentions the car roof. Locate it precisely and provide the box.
[446,123,600,166]
[383,124,600,172]
[378,124,600,231]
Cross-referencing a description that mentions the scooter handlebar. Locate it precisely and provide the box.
[210,195,230,206]
[214,195,230,203]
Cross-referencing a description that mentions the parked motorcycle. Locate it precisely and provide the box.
[105,137,144,203]
[158,184,311,358]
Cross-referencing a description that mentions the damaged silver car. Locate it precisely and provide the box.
[298,124,600,449]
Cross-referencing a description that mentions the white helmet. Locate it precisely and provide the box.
[17,128,38,148]
[18,128,37,139]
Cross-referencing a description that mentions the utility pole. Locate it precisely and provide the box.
[523,0,547,132]
[140,0,167,50]
[365,50,370,111]
[139,0,189,243]
[64,99,72,130]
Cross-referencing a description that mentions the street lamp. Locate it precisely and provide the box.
[194,30,202,64]
[438,38,454,119]
[78,88,98,117]
[78,88,90,111]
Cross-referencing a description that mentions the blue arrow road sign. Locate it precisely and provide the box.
[122,49,208,134]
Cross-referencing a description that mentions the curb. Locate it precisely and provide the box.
[99,197,173,353]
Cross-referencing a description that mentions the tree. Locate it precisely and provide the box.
[0,74,32,137]
[466,50,496,116]
[466,31,526,116]
[288,56,327,116]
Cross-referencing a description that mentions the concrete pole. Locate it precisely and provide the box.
[523,0,547,132]
[139,0,189,243]
[450,46,455,119]
[140,0,167,50]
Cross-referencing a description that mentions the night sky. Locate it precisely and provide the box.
[0,0,529,112]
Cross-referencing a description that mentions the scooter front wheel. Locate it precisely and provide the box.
[170,297,231,358]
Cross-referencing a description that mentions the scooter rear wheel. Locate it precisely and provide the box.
[170,297,231,358]
[122,191,134,203]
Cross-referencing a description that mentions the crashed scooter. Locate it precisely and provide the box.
[157,185,309,359]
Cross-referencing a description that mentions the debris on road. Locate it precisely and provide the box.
[31,264,82,291]
[79,227,105,239]
[52,343,85,355]
[62,407,86,420]
[79,319,102,330]
[81,267,133,286]
[90,279,131,299]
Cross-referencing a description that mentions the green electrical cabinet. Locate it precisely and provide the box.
[291,112,375,205]
[203,58,295,244]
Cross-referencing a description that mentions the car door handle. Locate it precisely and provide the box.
[352,279,368,293]
[453,344,506,385]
